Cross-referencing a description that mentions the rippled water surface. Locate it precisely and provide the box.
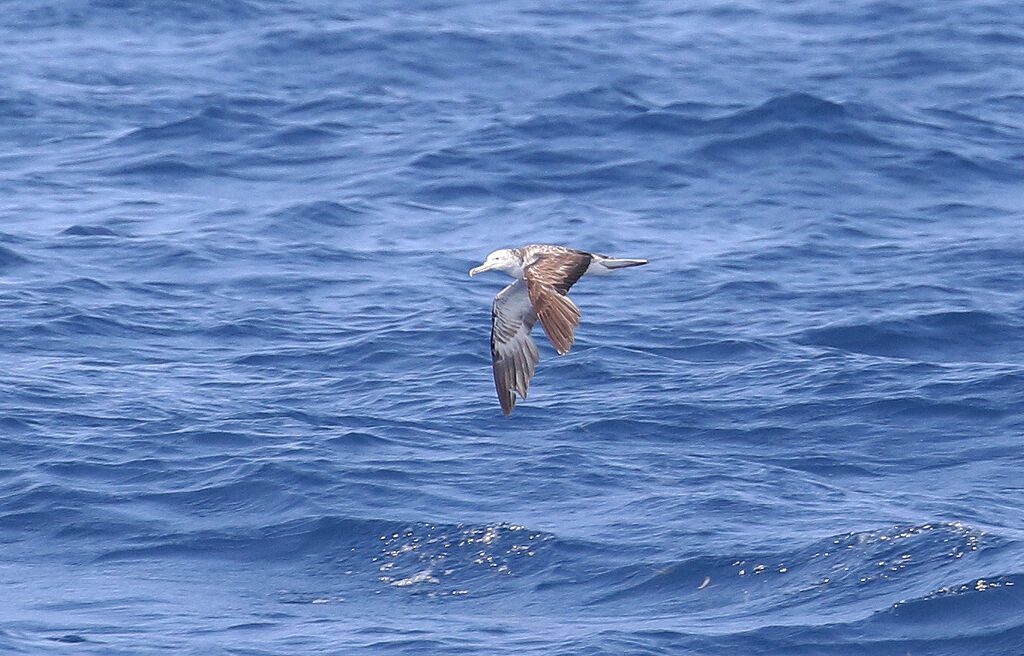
[2,1,1023,654]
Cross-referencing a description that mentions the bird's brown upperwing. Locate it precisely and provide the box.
[524,251,592,355]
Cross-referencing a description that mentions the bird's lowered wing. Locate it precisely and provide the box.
[523,251,591,355]
[491,279,541,416]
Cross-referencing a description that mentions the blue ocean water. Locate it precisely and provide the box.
[2,0,1023,653]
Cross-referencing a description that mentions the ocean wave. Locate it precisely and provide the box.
[797,310,1021,363]
[113,107,269,147]
[586,523,1013,620]
[721,93,849,126]
[9,0,270,31]
[544,86,649,114]
[104,156,219,180]
[0,244,29,267]
[45,311,175,339]
[624,93,853,136]
[60,225,119,237]
[87,516,564,591]
[262,200,367,234]
[698,125,888,159]
[883,148,1022,184]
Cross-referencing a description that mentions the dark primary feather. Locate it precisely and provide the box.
[490,279,541,415]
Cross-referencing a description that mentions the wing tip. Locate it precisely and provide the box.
[499,391,515,415]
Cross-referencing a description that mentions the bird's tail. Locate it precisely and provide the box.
[594,255,648,270]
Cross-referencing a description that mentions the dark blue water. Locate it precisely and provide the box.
[3,1,1023,654]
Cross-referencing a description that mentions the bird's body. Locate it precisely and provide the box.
[469,244,648,415]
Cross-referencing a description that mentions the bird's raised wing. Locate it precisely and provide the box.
[523,251,592,355]
[491,279,541,416]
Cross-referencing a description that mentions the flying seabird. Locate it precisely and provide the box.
[469,244,648,415]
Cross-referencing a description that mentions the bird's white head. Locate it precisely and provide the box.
[469,248,521,278]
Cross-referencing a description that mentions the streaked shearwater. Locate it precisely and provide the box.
[470,244,648,415]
